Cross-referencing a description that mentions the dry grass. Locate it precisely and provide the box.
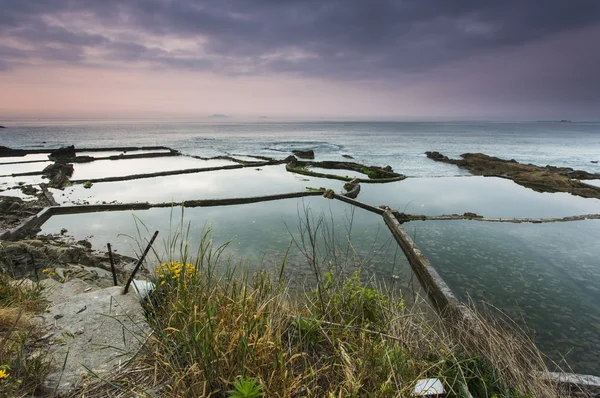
[73,217,568,398]
[0,272,50,397]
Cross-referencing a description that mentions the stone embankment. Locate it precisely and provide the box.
[286,157,406,183]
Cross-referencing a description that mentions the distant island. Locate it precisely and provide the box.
[535,119,572,123]
[207,114,229,118]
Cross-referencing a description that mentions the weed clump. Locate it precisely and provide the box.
[0,273,49,397]
[75,212,562,397]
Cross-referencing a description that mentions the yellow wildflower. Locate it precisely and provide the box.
[0,369,9,380]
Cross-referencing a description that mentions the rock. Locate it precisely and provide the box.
[425,151,452,162]
[342,154,354,159]
[592,161,599,164]
[283,155,297,163]
[42,162,74,189]
[463,212,482,218]
[292,149,315,159]
[323,189,335,199]
[342,179,361,199]
[77,239,93,249]
[425,151,600,199]
[43,162,74,178]
[39,281,149,395]
[0,126,5,128]
[7,202,21,212]
[48,145,76,162]
[74,156,94,163]
[383,165,393,172]
[20,184,38,196]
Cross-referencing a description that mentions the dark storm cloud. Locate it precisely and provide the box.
[1,0,599,80]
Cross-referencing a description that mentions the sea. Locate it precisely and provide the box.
[2,119,600,375]
[2,119,600,177]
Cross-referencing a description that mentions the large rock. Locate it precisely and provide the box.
[292,149,315,159]
[38,279,149,395]
[425,152,600,199]
[42,162,74,189]
[49,145,76,163]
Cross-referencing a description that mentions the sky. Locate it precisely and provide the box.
[1,0,599,120]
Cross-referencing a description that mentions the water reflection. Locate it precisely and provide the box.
[51,165,344,205]
[71,157,235,180]
[0,154,50,164]
[412,219,600,375]
[0,161,52,175]
[39,197,412,289]
[359,176,600,219]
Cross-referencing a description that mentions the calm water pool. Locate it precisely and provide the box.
[51,165,345,205]
[411,219,600,375]
[39,196,413,290]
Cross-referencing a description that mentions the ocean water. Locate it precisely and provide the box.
[3,119,600,374]
[2,119,599,177]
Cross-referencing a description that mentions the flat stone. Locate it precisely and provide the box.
[39,280,149,394]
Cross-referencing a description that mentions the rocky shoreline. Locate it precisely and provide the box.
[426,151,600,199]
[2,144,600,394]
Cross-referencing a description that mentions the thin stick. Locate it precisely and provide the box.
[107,243,118,286]
[123,230,159,294]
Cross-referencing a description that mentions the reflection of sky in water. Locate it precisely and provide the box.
[76,149,171,157]
[307,167,369,179]
[51,165,345,205]
[360,176,600,219]
[71,157,235,180]
[39,197,412,288]
[0,153,50,163]
[585,179,600,188]
[0,161,52,175]
[0,176,45,188]
[413,219,600,375]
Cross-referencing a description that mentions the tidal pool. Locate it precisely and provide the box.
[70,156,235,180]
[50,165,345,205]
[0,161,52,176]
[76,149,172,158]
[411,219,600,375]
[38,196,413,290]
[584,179,600,188]
[359,176,600,219]
[307,167,370,179]
[0,153,50,163]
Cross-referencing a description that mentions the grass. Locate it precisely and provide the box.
[0,273,50,397]
[74,207,565,397]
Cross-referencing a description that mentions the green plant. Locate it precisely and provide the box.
[227,376,265,398]
[0,275,49,397]
[83,180,93,189]
[75,210,561,398]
